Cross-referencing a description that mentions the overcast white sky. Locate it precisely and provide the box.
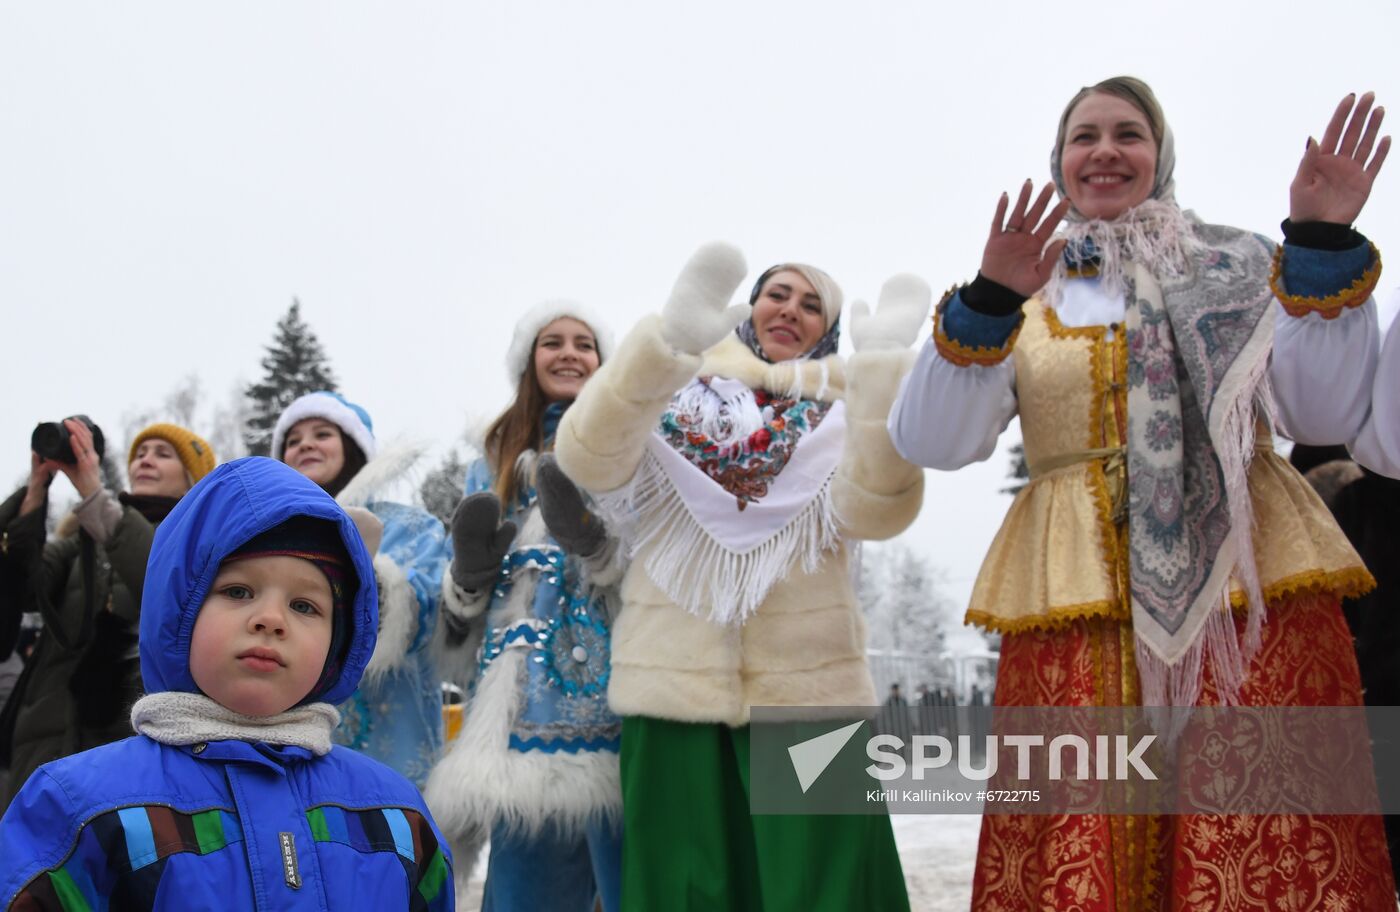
[3,2,1398,627]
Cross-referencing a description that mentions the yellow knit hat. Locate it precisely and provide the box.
[128,424,217,483]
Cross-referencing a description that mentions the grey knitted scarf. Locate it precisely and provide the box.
[131,692,341,756]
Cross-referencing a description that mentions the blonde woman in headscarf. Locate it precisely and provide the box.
[556,247,929,910]
[889,78,1394,909]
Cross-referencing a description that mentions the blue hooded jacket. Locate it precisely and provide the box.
[0,458,453,911]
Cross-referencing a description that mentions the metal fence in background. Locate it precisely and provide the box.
[866,648,999,706]
[866,648,996,762]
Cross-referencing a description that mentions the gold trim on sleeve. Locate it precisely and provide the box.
[932,286,1024,367]
[1270,243,1382,320]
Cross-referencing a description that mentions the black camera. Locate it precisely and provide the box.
[31,415,105,466]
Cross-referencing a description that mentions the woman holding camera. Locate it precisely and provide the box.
[0,419,215,807]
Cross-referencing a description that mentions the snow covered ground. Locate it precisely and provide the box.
[458,812,982,911]
[892,813,981,911]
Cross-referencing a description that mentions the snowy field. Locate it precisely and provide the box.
[458,812,982,911]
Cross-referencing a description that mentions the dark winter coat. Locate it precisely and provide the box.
[1330,469,1400,705]
[0,457,453,911]
[0,488,153,809]
[1318,466,1400,891]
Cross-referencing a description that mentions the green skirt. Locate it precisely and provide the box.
[619,715,910,912]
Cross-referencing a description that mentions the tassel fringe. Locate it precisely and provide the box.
[668,380,766,449]
[1136,302,1277,732]
[595,448,841,625]
[1045,200,1206,308]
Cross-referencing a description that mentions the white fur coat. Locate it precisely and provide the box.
[555,316,924,725]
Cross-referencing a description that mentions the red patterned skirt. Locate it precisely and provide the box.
[970,594,1397,911]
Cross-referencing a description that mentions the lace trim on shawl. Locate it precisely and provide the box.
[1042,199,1206,309]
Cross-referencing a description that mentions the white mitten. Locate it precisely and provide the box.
[659,242,751,356]
[849,273,932,352]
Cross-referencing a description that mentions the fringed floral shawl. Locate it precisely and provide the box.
[597,328,848,625]
[1048,201,1278,725]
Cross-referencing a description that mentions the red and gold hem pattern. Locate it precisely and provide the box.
[966,564,1373,638]
[931,286,1023,367]
[1270,242,1382,320]
[971,596,1397,910]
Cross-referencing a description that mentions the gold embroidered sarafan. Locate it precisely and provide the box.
[964,301,1373,635]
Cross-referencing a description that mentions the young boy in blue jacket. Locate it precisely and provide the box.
[0,457,453,911]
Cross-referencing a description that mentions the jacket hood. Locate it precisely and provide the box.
[139,456,378,706]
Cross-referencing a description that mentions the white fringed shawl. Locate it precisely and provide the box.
[596,335,847,625]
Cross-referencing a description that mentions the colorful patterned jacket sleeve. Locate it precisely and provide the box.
[1,768,80,910]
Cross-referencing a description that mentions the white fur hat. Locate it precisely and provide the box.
[505,299,615,383]
[272,391,378,461]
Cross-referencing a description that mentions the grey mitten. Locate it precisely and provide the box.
[536,455,606,559]
[449,492,516,593]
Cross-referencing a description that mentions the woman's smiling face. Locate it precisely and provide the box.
[750,269,826,361]
[282,419,345,487]
[1060,92,1158,220]
[533,317,600,402]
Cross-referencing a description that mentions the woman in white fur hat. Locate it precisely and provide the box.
[272,390,450,788]
[423,302,624,911]
[554,246,930,910]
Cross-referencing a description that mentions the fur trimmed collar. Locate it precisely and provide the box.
[335,439,431,508]
[699,334,845,402]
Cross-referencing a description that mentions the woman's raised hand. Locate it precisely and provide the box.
[536,454,607,559]
[660,242,750,356]
[52,418,103,499]
[26,450,54,493]
[1291,92,1390,225]
[849,274,932,352]
[19,451,56,516]
[448,493,516,594]
[980,180,1071,298]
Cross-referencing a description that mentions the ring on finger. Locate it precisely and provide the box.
[1005,226,1021,233]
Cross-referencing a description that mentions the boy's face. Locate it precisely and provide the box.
[189,555,334,716]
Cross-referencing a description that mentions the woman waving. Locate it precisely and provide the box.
[889,78,1393,909]
[556,248,928,911]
